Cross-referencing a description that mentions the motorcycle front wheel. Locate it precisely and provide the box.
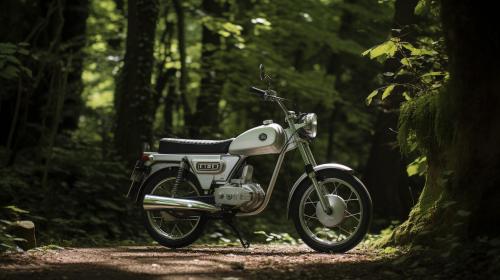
[290,169,372,253]
[140,169,208,248]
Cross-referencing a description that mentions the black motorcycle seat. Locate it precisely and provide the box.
[159,138,234,154]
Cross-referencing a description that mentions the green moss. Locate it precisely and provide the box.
[398,92,440,155]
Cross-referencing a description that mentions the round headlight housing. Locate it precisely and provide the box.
[300,113,317,139]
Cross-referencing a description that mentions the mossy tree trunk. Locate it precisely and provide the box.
[383,0,500,247]
[114,0,159,165]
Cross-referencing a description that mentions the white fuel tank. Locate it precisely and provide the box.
[229,123,286,156]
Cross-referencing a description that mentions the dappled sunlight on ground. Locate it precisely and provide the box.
[0,245,400,280]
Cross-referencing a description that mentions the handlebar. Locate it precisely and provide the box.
[249,86,267,97]
[249,86,285,101]
[249,86,289,115]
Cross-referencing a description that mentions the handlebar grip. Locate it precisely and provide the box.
[249,86,267,97]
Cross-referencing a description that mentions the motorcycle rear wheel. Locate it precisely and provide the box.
[290,169,372,253]
[140,169,207,248]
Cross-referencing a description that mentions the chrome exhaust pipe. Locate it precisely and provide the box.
[143,195,220,213]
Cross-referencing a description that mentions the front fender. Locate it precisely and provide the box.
[286,163,354,219]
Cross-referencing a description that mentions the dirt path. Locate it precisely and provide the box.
[0,245,404,280]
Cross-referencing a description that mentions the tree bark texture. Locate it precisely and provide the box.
[383,0,500,247]
[189,0,227,138]
[60,0,89,130]
[172,0,191,136]
[114,0,159,165]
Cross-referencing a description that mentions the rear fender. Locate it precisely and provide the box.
[130,162,181,204]
[286,163,354,219]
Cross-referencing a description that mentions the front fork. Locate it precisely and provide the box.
[297,141,333,215]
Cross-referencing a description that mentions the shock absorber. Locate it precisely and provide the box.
[171,157,188,198]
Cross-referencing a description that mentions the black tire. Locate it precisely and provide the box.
[140,168,208,248]
[290,169,372,253]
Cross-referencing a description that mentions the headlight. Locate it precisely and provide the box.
[300,113,317,139]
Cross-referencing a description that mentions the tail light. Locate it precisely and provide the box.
[140,153,151,162]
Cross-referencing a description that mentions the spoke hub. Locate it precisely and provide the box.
[316,194,346,227]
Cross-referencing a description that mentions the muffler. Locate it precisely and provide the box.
[143,195,220,213]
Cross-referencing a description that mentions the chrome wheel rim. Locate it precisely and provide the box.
[299,178,363,246]
[146,177,201,240]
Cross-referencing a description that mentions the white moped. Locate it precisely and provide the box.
[128,65,372,252]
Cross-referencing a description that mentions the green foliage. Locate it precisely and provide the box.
[363,37,447,105]
[0,205,29,251]
[362,39,398,59]
[364,1,448,177]
[406,156,427,177]
[0,42,32,80]
[0,138,148,246]
[254,231,300,245]
[83,0,125,108]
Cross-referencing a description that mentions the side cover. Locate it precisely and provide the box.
[129,154,241,203]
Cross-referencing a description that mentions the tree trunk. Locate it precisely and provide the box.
[114,0,159,165]
[189,0,227,138]
[363,0,418,222]
[59,0,89,130]
[364,111,412,221]
[172,0,191,137]
[163,68,177,136]
[9,220,37,251]
[152,8,174,124]
[383,0,500,247]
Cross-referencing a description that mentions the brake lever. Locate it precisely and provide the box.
[265,91,288,102]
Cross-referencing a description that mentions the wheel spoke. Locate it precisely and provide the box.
[174,224,184,237]
[346,190,354,200]
[304,213,318,221]
[331,186,338,195]
[305,198,316,205]
[344,209,361,222]
[181,217,199,221]
[337,224,353,236]
[151,213,162,220]
[169,223,178,236]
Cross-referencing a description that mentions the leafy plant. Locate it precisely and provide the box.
[0,205,29,251]
[0,42,32,80]
[254,231,300,245]
[363,37,448,106]
[363,2,447,177]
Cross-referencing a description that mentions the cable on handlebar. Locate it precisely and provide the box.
[249,86,289,102]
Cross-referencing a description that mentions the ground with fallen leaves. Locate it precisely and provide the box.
[0,244,491,280]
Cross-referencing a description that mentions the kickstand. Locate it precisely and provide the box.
[223,217,250,248]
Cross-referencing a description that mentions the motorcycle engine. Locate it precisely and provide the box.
[214,165,265,212]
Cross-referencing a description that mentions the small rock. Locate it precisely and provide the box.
[230,262,245,270]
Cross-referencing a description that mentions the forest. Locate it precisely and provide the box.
[1,0,499,279]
